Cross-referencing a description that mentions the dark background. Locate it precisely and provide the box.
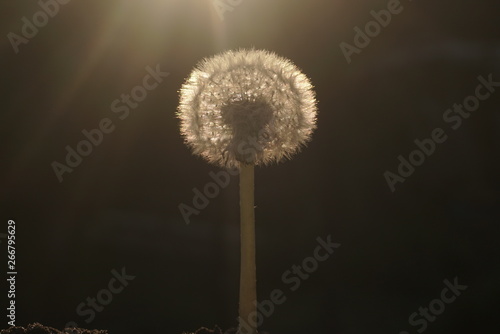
[1,0,499,333]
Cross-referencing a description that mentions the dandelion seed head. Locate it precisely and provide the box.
[177,49,317,167]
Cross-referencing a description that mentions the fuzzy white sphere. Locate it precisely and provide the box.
[178,49,317,168]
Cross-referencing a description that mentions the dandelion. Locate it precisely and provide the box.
[178,49,317,334]
[178,49,317,167]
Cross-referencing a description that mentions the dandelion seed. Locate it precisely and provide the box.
[178,49,317,167]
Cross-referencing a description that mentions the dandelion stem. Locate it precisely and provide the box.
[239,163,257,334]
